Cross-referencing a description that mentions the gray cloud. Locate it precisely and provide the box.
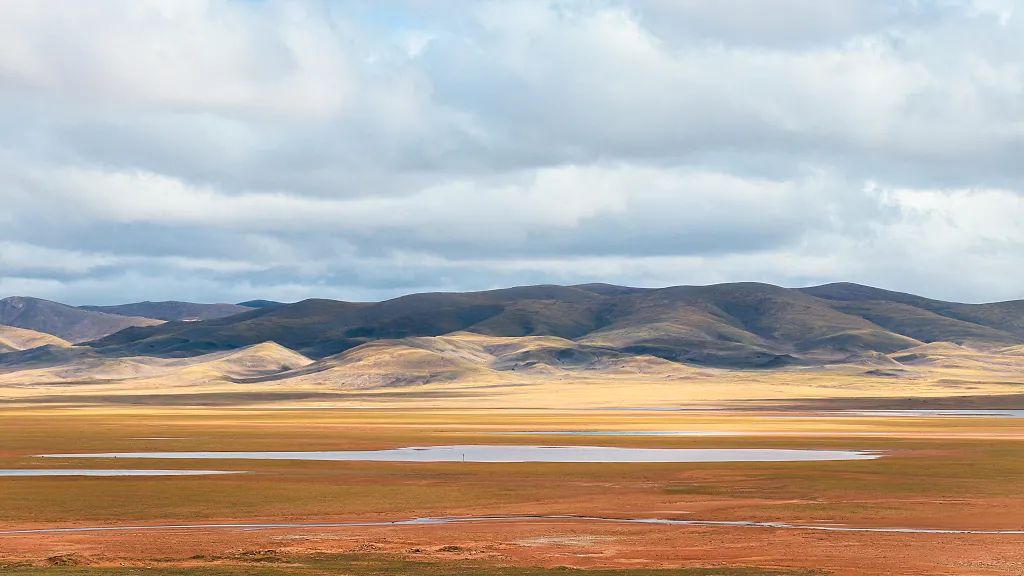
[1,0,1023,305]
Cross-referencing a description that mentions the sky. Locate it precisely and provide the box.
[2,0,1024,305]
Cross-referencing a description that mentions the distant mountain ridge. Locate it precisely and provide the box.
[80,301,253,322]
[80,282,1024,368]
[236,300,286,309]
[0,297,163,343]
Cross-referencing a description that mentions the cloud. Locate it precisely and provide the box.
[22,163,848,258]
[0,0,353,118]
[0,0,1023,305]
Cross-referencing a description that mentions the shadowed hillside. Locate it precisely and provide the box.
[237,299,286,309]
[0,340,313,387]
[0,325,71,353]
[0,297,163,343]
[78,282,1024,368]
[800,283,1024,341]
[239,332,682,389]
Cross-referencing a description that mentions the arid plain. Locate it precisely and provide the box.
[2,404,1024,575]
[2,285,1024,575]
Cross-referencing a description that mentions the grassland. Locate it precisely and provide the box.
[1,406,1023,574]
[1,553,816,576]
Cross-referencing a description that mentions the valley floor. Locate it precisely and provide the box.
[1,406,1023,575]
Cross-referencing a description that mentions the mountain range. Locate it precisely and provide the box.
[2,282,1024,370]
[0,296,263,343]
[3,282,1024,405]
[0,297,164,343]
[0,280,1019,364]
[80,301,254,322]
[73,282,1024,368]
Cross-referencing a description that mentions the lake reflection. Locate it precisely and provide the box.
[41,445,881,463]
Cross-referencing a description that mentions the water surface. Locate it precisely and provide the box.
[497,431,741,437]
[41,445,880,463]
[0,469,239,477]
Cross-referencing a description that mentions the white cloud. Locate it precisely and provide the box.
[0,0,1023,304]
[28,163,834,258]
[0,0,352,118]
[0,241,119,275]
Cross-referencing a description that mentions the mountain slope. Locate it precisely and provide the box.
[578,283,917,366]
[0,340,312,387]
[243,332,682,390]
[802,283,1024,344]
[237,300,285,309]
[77,282,1024,367]
[0,325,72,353]
[0,297,163,343]
[89,299,369,357]
[88,287,605,358]
[188,342,313,376]
[81,301,253,322]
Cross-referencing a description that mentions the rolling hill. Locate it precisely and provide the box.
[240,332,681,390]
[0,297,163,343]
[0,325,71,353]
[2,282,1023,408]
[237,300,286,309]
[0,340,313,387]
[80,282,1024,368]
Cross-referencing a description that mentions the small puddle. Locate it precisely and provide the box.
[40,445,880,463]
[1,514,1020,536]
[496,431,741,437]
[0,469,240,477]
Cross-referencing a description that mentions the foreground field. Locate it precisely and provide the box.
[0,554,815,576]
[1,407,1022,575]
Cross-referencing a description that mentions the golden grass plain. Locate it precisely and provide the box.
[2,337,1023,574]
[3,334,1024,411]
[1,405,1023,575]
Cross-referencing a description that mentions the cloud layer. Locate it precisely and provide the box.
[2,0,1023,304]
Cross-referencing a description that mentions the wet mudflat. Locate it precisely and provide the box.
[4,513,1022,536]
[2,406,1023,575]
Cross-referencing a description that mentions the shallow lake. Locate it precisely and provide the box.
[0,469,239,477]
[496,431,741,437]
[41,445,880,463]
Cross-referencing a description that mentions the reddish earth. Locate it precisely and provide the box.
[2,406,1023,575]
[2,519,1024,575]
